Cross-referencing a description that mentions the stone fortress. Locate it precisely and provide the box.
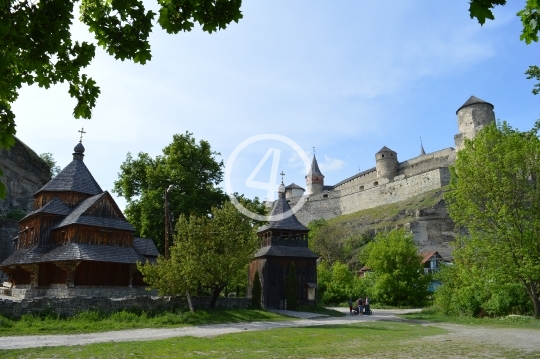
[279,96,496,254]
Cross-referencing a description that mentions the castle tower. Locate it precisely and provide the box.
[454,95,495,151]
[375,146,398,180]
[305,155,324,196]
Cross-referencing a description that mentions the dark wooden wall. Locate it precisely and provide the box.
[86,197,123,219]
[249,256,317,309]
[17,215,62,249]
[75,262,130,286]
[38,263,67,286]
[34,192,92,210]
[10,266,30,285]
[50,225,133,247]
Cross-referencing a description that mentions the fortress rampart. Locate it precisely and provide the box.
[281,96,494,234]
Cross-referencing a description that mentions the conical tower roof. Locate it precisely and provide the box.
[456,95,493,114]
[257,197,308,233]
[305,155,324,178]
[376,146,396,154]
[420,144,426,156]
[35,142,103,196]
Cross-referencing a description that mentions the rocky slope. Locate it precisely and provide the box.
[0,137,51,280]
[324,187,456,260]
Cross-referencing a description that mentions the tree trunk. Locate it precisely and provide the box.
[530,284,540,318]
[523,280,540,318]
[186,290,195,313]
[209,285,225,309]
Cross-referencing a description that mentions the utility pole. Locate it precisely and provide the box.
[164,184,174,259]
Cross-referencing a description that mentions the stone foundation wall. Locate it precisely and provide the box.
[0,295,251,318]
[10,285,157,300]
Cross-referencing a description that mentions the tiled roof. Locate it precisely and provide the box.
[53,193,135,232]
[21,197,71,220]
[420,251,439,264]
[254,246,318,258]
[36,159,103,196]
[257,197,308,233]
[306,155,324,178]
[0,243,145,266]
[133,237,160,257]
[456,95,493,114]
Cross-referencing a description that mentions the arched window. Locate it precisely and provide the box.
[359,186,364,191]
[373,181,378,186]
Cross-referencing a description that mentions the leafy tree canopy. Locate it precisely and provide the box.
[446,121,540,317]
[468,0,540,94]
[361,229,430,307]
[39,152,61,178]
[138,201,258,309]
[0,0,242,196]
[113,132,227,252]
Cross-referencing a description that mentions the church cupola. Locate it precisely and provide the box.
[305,154,324,196]
[73,142,85,161]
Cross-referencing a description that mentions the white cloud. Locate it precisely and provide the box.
[319,155,346,172]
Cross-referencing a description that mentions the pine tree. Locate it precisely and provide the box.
[251,271,262,309]
[286,262,298,310]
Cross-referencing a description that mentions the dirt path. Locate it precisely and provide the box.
[0,308,539,352]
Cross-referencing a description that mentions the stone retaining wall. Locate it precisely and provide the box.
[0,295,251,318]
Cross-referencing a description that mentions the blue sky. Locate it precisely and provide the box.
[12,1,539,208]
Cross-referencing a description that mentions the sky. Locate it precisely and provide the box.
[11,1,539,209]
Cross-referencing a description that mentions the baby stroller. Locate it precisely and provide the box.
[352,307,360,315]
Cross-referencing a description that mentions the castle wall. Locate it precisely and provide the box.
[339,167,450,215]
[288,191,341,226]
[292,167,451,226]
[333,169,377,191]
[397,148,455,178]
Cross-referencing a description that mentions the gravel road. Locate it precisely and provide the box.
[0,308,539,353]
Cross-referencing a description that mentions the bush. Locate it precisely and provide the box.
[251,271,262,309]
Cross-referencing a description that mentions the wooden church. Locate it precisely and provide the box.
[248,182,318,309]
[0,138,158,299]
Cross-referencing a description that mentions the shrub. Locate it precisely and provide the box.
[251,271,262,309]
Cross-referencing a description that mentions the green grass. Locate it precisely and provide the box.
[326,187,447,232]
[0,309,291,336]
[401,306,540,330]
[2,321,539,358]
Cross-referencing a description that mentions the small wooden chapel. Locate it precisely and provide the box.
[248,180,318,309]
[0,134,158,299]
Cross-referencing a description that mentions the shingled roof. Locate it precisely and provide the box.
[285,182,305,190]
[257,199,308,233]
[0,243,145,266]
[21,197,71,220]
[35,142,102,196]
[456,95,494,114]
[305,155,324,178]
[53,192,135,232]
[377,146,396,154]
[254,246,318,258]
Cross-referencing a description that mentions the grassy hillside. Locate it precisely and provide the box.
[325,187,448,234]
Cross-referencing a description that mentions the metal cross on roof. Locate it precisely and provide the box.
[280,171,285,184]
[78,128,86,143]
